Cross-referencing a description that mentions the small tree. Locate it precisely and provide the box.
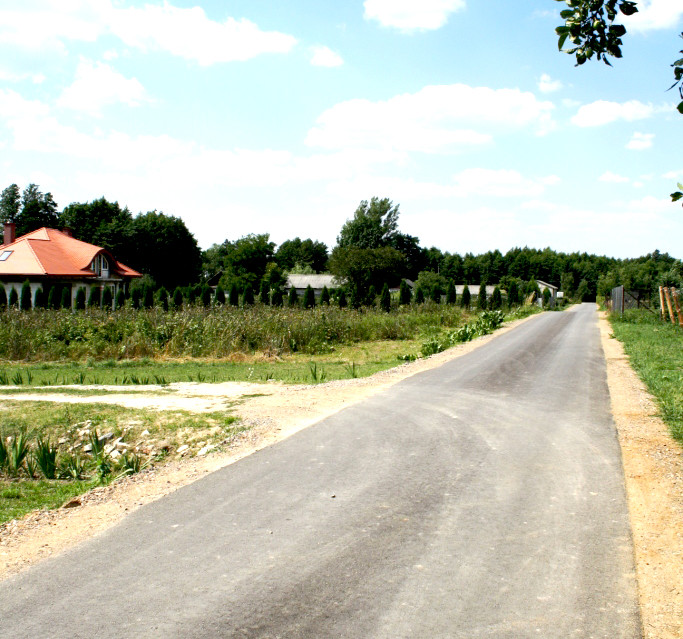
[186,285,196,305]
[380,283,391,312]
[430,284,441,304]
[156,286,169,311]
[259,281,270,305]
[33,286,45,309]
[214,285,225,306]
[399,279,412,305]
[60,287,71,310]
[0,286,7,309]
[507,280,519,308]
[20,280,32,310]
[303,284,315,309]
[46,286,59,310]
[87,286,100,308]
[414,286,425,304]
[338,289,347,308]
[446,281,456,305]
[271,287,284,307]
[75,287,87,310]
[287,287,299,308]
[229,283,239,306]
[131,287,142,309]
[141,284,153,309]
[368,284,377,306]
[477,283,487,310]
[242,283,254,306]
[102,286,113,311]
[200,284,211,307]
[491,286,502,310]
[115,288,125,311]
[320,286,330,306]
[461,285,471,310]
[8,286,18,308]
[172,287,184,309]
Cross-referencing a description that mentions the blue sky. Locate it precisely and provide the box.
[1,0,681,258]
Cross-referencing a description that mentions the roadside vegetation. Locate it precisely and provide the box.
[609,309,683,445]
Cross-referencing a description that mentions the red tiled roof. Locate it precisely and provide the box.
[0,228,141,279]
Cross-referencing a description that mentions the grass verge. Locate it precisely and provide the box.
[609,309,683,444]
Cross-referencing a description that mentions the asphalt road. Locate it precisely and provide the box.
[0,304,641,638]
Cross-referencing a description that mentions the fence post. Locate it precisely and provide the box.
[663,287,676,325]
[672,288,683,327]
[659,286,667,320]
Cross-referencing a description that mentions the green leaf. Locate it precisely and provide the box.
[678,101,683,115]
[671,191,683,203]
[558,32,569,50]
[619,1,639,16]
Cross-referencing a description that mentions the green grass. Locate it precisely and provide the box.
[609,310,683,444]
[0,401,242,525]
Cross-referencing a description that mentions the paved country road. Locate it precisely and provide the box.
[0,304,641,638]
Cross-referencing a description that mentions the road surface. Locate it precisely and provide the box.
[0,304,640,638]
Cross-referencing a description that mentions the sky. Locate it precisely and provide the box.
[0,0,682,259]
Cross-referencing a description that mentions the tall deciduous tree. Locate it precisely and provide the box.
[0,184,20,223]
[337,197,400,249]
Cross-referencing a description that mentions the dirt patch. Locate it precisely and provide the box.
[599,312,683,639]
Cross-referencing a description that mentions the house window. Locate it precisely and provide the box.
[0,250,12,261]
[91,254,110,277]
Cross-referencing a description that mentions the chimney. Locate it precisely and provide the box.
[3,222,15,245]
[61,227,73,238]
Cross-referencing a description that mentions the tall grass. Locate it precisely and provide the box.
[0,304,468,362]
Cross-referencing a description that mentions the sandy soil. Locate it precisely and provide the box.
[1,310,681,637]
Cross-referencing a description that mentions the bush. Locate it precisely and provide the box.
[172,287,184,309]
[242,284,254,306]
[507,280,519,307]
[461,285,471,309]
[259,281,270,305]
[446,281,456,305]
[20,280,32,310]
[9,286,19,308]
[477,283,487,310]
[399,280,412,305]
[321,286,330,306]
[271,287,283,307]
[338,290,347,308]
[214,285,225,306]
[131,287,142,309]
[414,286,425,304]
[115,288,125,310]
[288,287,299,308]
[380,283,391,312]
[156,286,169,311]
[88,286,101,308]
[491,286,502,310]
[0,286,7,309]
[430,284,441,304]
[46,286,59,310]
[33,286,45,309]
[60,287,71,310]
[102,286,114,310]
[229,283,239,306]
[142,285,154,309]
[303,285,315,309]
[542,287,551,307]
[75,287,87,310]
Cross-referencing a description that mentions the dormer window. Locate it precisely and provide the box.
[0,250,12,261]
[91,254,110,277]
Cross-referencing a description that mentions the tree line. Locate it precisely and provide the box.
[2,185,681,307]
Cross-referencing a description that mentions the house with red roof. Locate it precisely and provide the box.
[0,223,141,308]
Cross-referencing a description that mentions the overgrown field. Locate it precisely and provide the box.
[609,310,683,444]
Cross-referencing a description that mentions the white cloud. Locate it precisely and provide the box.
[538,74,563,94]
[310,46,344,67]
[663,169,683,179]
[599,171,630,183]
[623,0,683,32]
[451,169,554,197]
[363,0,466,32]
[0,1,297,65]
[306,84,555,153]
[626,132,655,150]
[57,59,149,116]
[0,68,45,84]
[109,4,298,65]
[571,99,657,127]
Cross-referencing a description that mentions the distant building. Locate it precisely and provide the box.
[0,223,141,307]
[286,274,342,298]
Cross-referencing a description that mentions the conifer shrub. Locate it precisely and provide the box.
[271,287,283,307]
[9,286,19,308]
[491,286,502,310]
[156,286,169,311]
[33,286,45,309]
[173,287,184,309]
[542,287,551,307]
[507,280,519,308]
[200,284,211,307]
[259,281,269,305]
[229,283,239,306]
[303,284,315,309]
[131,287,142,309]
[399,280,412,305]
[430,284,441,304]
[88,286,101,308]
[60,287,71,310]
[102,286,114,310]
[142,285,154,309]
[242,284,254,306]
[287,287,299,308]
[446,281,456,305]
[477,283,487,310]
[321,286,330,306]
[380,283,391,312]
[414,286,425,304]
[214,285,225,306]
[75,287,87,310]
[338,289,347,308]
[461,285,471,309]
[20,280,32,310]
[186,285,196,305]
[115,289,125,310]
[0,285,7,309]
[46,286,58,310]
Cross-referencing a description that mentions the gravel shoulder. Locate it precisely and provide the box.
[1,309,680,639]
